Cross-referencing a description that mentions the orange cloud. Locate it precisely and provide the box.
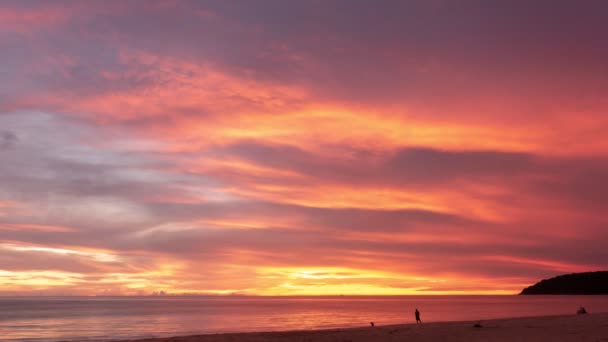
[3,1,608,296]
[12,47,607,158]
[0,223,76,232]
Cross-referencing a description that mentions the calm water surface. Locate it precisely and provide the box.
[1,295,608,342]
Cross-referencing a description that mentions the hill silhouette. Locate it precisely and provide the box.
[520,271,608,295]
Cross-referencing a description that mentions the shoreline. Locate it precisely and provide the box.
[118,312,608,342]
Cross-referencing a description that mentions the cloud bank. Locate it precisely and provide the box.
[0,0,607,295]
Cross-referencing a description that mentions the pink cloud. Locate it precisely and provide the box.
[1,1,608,295]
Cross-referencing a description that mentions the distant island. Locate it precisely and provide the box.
[520,271,608,295]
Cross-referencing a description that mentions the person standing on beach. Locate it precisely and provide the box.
[415,308,422,323]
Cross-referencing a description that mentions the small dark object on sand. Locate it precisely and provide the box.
[370,322,375,327]
[473,321,483,328]
[577,306,587,315]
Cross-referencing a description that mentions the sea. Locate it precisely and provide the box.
[1,295,608,342]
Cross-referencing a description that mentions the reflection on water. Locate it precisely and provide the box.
[1,295,608,341]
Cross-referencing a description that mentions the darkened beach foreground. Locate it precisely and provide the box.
[122,313,608,342]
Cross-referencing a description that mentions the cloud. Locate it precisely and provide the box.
[1,1,607,295]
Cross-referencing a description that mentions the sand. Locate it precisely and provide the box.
[120,313,608,342]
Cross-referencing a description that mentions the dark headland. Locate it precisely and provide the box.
[520,271,608,295]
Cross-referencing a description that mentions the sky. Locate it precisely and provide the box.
[1,0,607,296]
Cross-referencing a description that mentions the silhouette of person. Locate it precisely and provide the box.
[415,308,422,323]
[577,306,587,314]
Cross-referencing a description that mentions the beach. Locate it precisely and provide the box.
[6,296,608,341]
[121,313,608,342]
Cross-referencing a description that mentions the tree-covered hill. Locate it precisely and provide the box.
[520,271,608,295]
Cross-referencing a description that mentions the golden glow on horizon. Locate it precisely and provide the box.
[253,267,520,296]
[0,259,526,295]
[0,270,84,288]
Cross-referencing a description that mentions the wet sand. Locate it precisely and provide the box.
[121,312,608,342]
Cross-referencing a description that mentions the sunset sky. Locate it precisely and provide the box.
[1,0,607,296]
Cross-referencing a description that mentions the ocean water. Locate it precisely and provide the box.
[1,295,608,342]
